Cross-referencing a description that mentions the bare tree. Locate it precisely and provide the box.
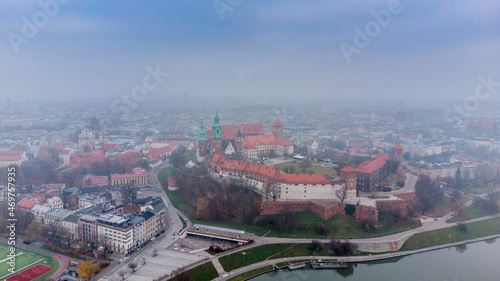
[98,234,112,259]
[128,262,138,273]
[118,271,126,280]
[141,257,146,265]
[264,183,280,201]
[152,249,158,257]
[335,185,348,204]
[487,190,498,201]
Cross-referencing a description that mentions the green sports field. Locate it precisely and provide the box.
[0,242,59,280]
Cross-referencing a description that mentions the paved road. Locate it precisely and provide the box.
[359,172,418,197]
[100,159,197,280]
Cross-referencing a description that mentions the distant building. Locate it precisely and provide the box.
[78,129,95,146]
[110,167,149,186]
[197,112,292,162]
[0,150,26,167]
[407,162,460,180]
[46,196,63,209]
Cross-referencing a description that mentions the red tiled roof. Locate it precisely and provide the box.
[113,151,141,161]
[468,122,494,129]
[355,154,390,174]
[393,144,404,150]
[241,124,265,135]
[206,124,265,140]
[71,155,109,164]
[276,173,329,184]
[111,167,148,179]
[0,150,20,155]
[0,154,22,161]
[147,146,172,160]
[30,195,43,202]
[257,165,278,178]
[243,135,292,149]
[18,199,36,209]
[340,166,356,173]
[101,143,119,151]
[221,159,248,171]
[245,162,261,174]
[272,121,283,127]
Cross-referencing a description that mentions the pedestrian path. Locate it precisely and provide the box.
[212,258,226,275]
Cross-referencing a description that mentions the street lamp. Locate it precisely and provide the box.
[242,252,247,265]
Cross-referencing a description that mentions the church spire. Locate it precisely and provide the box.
[212,110,223,139]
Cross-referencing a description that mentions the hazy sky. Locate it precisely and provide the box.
[1,0,499,105]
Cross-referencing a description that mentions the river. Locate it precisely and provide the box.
[251,238,500,281]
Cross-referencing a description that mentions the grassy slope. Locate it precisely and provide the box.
[401,217,500,251]
[273,161,337,180]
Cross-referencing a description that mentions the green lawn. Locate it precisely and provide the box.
[158,166,178,188]
[219,244,292,272]
[219,243,336,273]
[426,197,454,217]
[273,161,337,180]
[448,204,491,223]
[182,151,197,166]
[0,243,59,280]
[227,265,274,281]
[254,211,421,239]
[465,185,499,195]
[400,217,500,251]
[187,261,218,281]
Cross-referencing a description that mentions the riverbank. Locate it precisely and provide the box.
[217,233,500,281]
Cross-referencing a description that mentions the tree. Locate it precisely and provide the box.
[171,146,187,168]
[76,260,99,280]
[264,183,280,201]
[450,190,462,202]
[487,190,498,201]
[97,234,112,259]
[128,262,138,273]
[25,219,43,240]
[152,248,158,257]
[335,185,348,204]
[310,240,323,252]
[118,271,126,280]
[453,200,466,218]
[329,239,357,256]
[122,184,137,203]
[141,257,147,265]
[315,223,330,235]
[482,199,499,214]
[196,198,205,219]
[456,222,467,233]
[415,175,443,214]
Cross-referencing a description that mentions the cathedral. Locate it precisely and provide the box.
[196,112,293,163]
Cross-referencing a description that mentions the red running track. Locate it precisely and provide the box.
[6,264,53,281]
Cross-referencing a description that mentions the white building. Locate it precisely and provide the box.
[97,214,134,254]
[46,197,63,209]
[31,204,52,223]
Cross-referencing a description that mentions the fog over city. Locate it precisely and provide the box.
[1,1,499,105]
[2,2,500,281]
